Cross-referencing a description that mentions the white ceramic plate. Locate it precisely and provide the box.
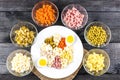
[31,25,83,79]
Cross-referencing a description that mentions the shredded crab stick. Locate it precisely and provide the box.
[35,4,56,26]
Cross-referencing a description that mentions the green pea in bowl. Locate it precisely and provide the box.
[84,21,111,47]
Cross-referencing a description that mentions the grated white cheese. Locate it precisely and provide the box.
[11,53,31,73]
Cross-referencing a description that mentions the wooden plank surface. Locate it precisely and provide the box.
[0,0,120,80]
[1,74,120,80]
[0,0,120,11]
[0,73,39,80]
[74,74,120,80]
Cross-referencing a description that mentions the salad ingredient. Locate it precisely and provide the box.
[44,36,56,49]
[35,4,56,26]
[63,7,84,29]
[14,26,35,47]
[40,34,73,69]
[66,35,75,45]
[37,57,47,67]
[86,26,107,47]
[58,37,66,50]
[85,52,105,72]
[52,56,62,69]
[11,53,31,73]
[53,34,61,45]
[60,49,73,64]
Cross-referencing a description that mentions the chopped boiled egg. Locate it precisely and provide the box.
[37,57,47,67]
[66,35,75,45]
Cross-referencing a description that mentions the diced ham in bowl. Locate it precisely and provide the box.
[61,4,88,30]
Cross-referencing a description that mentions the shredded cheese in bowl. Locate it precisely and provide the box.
[85,52,105,72]
[11,53,31,73]
[6,49,34,77]
[83,49,110,76]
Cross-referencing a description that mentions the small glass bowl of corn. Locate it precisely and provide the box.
[83,49,110,76]
[84,21,111,47]
[10,21,38,47]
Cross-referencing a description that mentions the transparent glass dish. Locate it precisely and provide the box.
[10,21,38,48]
[83,49,110,76]
[84,21,111,47]
[32,1,59,27]
[61,4,88,30]
[6,49,34,77]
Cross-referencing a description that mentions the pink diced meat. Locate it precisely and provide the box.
[51,56,62,69]
[63,7,84,29]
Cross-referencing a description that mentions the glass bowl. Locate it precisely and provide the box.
[61,4,88,30]
[10,21,38,48]
[6,49,34,77]
[32,1,59,27]
[83,49,110,76]
[84,21,111,47]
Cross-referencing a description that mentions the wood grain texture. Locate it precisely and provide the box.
[0,0,120,11]
[0,73,39,80]
[0,0,58,11]
[74,74,120,80]
[0,0,120,80]
[58,0,120,12]
[1,74,120,80]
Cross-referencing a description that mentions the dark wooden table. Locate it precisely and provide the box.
[0,0,120,80]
